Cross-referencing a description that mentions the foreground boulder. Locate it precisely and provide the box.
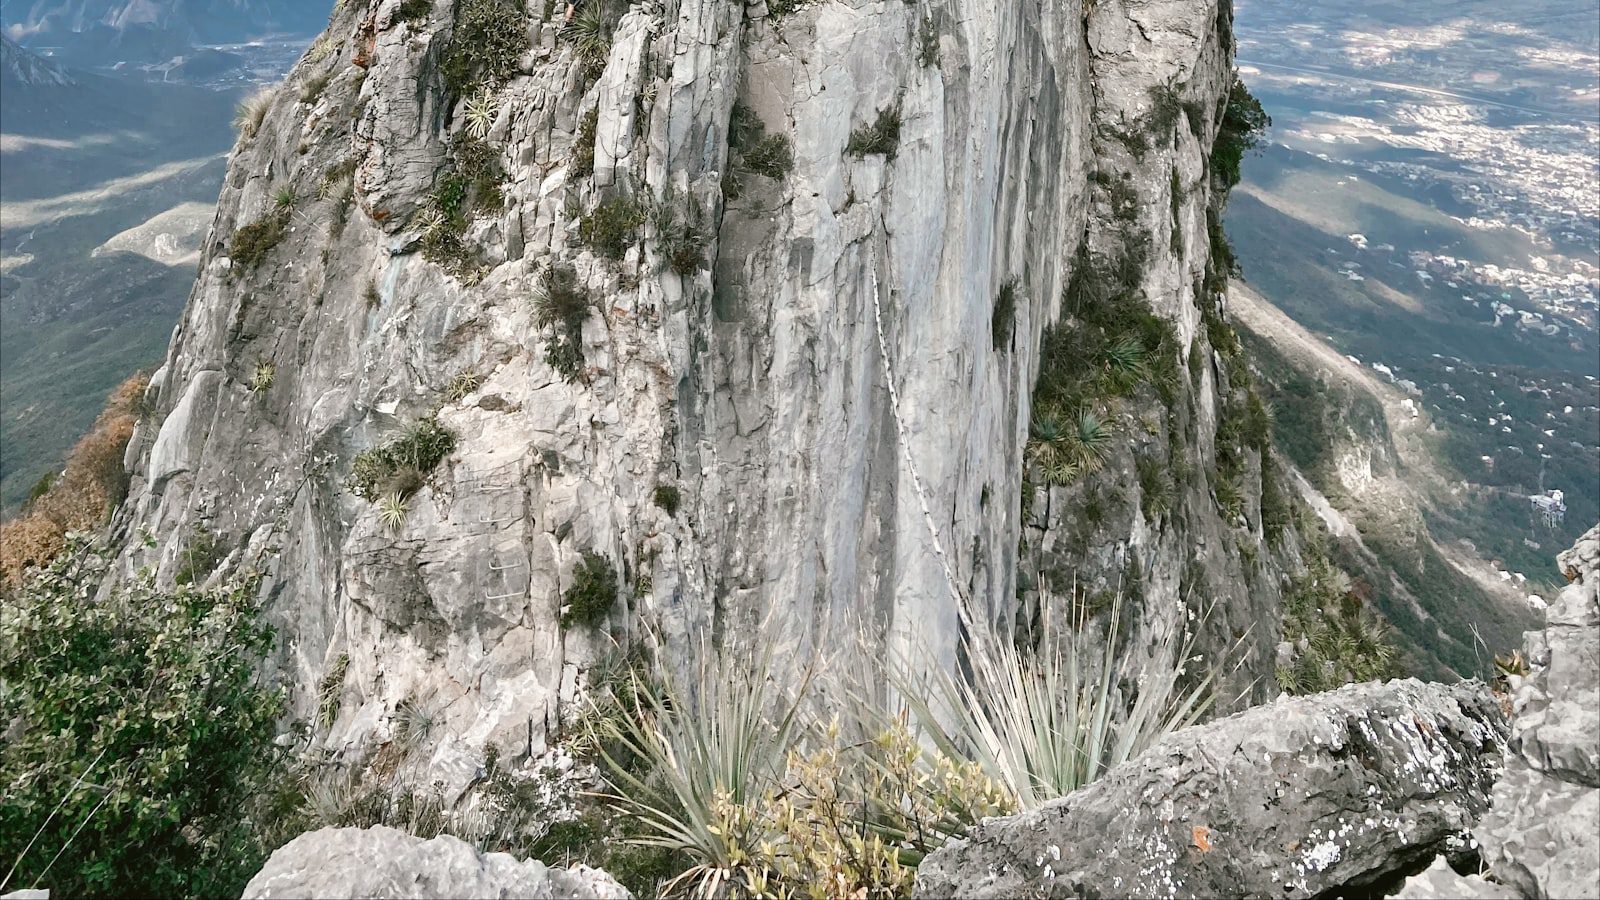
[241,826,631,899]
[915,679,1507,898]
[1399,525,1600,900]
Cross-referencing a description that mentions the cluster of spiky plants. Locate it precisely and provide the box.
[1027,409,1113,485]
[1275,556,1402,694]
[590,589,1220,897]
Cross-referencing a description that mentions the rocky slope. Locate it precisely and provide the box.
[109,0,1298,795]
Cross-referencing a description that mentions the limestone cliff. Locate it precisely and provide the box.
[111,0,1293,792]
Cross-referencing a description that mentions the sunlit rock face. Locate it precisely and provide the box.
[114,0,1283,793]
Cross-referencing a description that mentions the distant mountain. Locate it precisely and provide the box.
[2,0,326,62]
[0,31,71,85]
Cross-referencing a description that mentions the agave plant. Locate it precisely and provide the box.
[595,639,809,898]
[1101,335,1148,391]
[463,87,499,140]
[894,588,1220,811]
[377,492,410,531]
[566,2,611,70]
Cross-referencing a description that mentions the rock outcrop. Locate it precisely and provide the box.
[1399,525,1600,900]
[107,0,1292,796]
[241,826,631,899]
[914,679,1507,899]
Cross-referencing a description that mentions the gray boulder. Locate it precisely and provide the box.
[1402,525,1600,900]
[914,679,1507,899]
[241,826,632,899]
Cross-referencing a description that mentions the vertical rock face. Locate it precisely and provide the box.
[1399,525,1600,900]
[913,679,1508,899]
[113,0,1279,788]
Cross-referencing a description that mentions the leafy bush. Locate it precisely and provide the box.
[569,107,599,178]
[1275,555,1402,694]
[991,278,1017,351]
[0,374,146,588]
[1144,84,1182,137]
[174,523,227,586]
[395,0,431,23]
[0,540,283,898]
[346,418,458,501]
[918,17,938,67]
[1211,72,1270,189]
[533,264,591,382]
[230,207,290,269]
[742,134,793,179]
[846,107,902,159]
[441,0,530,94]
[560,551,617,628]
[652,485,681,516]
[578,196,646,259]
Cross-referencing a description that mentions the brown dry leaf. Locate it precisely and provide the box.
[1192,825,1212,852]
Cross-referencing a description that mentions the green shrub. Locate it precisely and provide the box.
[533,264,590,382]
[991,278,1017,351]
[395,0,431,23]
[918,17,938,67]
[578,196,646,259]
[560,551,617,628]
[1136,453,1175,520]
[742,134,793,179]
[440,0,530,94]
[1275,554,1401,694]
[1211,72,1270,189]
[570,107,599,178]
[230,208,290,269]
[346,417,458,501]
[0,539,283,898]
[652,484,681,516]
[846,107,902,159]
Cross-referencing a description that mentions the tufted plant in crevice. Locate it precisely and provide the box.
[846,106,902,159]
[440,0,530,95]
[533,264,591,382]
[1275,554,1402,694]
[346,417,458,502]
[578,195,647,260]
[1026,244,1180,485]
[559,551,618,628]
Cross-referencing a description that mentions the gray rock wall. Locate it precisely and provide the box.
[915,679,1509,899]
[1399,524,1600,900]
[111,0,1261,791]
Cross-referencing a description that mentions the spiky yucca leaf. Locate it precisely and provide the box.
[463,88,499,139]
[893,588,1219,811]
[377,493,409,531]
[594,639,809,898]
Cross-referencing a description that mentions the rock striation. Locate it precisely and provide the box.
[106,0,1291,796]
[914,679,1508,899]
[241,826,631,899]
[1399,525,1600,900]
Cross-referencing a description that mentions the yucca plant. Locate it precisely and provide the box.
[463,88,499,139]
[1101,335,1148,392]
[377,493,409,531]
[566,3,611,73]
[894,588,1219,811]
[594,640,809,898]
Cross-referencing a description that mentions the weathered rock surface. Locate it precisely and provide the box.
[107,0,1284,798]
[241,826,631,899]
[1399,525,1600,900]
[914,679,1508,899]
